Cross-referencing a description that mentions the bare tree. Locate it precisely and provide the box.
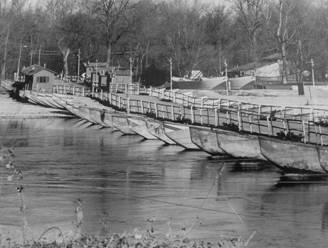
[0,0,27,79]
[92,0,130,66]
[234,0,271,62]
[46,0,80,76]
[276,0,293,84]
[161,0,207,76]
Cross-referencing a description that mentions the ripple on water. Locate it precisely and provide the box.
[0,118,328,247]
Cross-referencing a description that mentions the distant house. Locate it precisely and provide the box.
[21,64,57,92]
[83,61,132,86]
[84,62,109,79]
[227,53,297,89]
[228,53,284,78]
[112,67,132,84]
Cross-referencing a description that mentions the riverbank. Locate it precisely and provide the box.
[0,88,71,118]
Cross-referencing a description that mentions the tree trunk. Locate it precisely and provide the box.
[1,26,10,80]
[63,48,70,77]
[106,44,112,67]
[218,41,222,75]
[251,33,258,63]
[297,39,304,95]
[281,41,288,84]
[145,41,150,68]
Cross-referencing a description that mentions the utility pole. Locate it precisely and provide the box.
[77,48,80,83]
[224,59,229,95]
[129,56,133,83]
[38,45,41,66]
[29,35,33,66]
[311,58,315,86]
[169,58,173,91]
[30,50,33,66]
[17,42,23,76]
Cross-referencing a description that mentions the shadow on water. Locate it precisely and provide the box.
[206,155,276,173]
[262,177,328,232]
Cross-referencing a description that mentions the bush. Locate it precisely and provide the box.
[276,131,303,142]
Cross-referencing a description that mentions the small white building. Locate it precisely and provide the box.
[22,64,57,92]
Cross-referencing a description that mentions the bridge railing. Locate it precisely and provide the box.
[101,92,328,146]
[52,82,328,124]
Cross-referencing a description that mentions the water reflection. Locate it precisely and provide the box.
[256,179,328,248]
[1,118,328,247]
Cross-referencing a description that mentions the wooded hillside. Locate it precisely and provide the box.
[1,0,328,85]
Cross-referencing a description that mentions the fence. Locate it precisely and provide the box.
[106,83,328,122]
[92,90,328,146]
[50,83,328,146]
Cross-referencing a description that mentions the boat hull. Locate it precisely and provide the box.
[112,115,136,135]
[164,122,199,150]
[259,136,327,174]
[128,117,157,140]
[189,126,226,156]
[216,129,265,160]
[146,119,176,145]
[88,108,109,127]
[103,110,115,128]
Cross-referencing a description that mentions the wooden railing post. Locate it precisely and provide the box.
[141,100,144,114]
[307,120,310,143]
[127,97,130,114]
[302,120,307,143]
[161,105,165,119]
[267,116,273,136]
[237,104,243,131]
[215,108,218,127]
[118,96,121,109]
[282,120,287,136]
[319,125,323,146]
[314,124,319,145]
[249,115,253,133]
[311,108,314,121]
[100,89,103,100]
[200,108,203,125]
[173,91,176,103]
[155,102,158,118]
[258,105,262,116]
[109,92,112,104]
[171,105,174,120]
[191,105,194,123]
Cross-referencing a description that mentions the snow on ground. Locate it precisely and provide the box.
[181,86,328,109]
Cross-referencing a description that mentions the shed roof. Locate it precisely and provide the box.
[228,53,282,72]
[21,65,56,76]
[262,53,282,61]
[228,62,273,72]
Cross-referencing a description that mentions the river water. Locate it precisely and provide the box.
[0,118,328,247]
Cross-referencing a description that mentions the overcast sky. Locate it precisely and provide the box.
[28,0,232,8]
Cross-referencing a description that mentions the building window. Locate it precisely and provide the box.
[37,76,49,83]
